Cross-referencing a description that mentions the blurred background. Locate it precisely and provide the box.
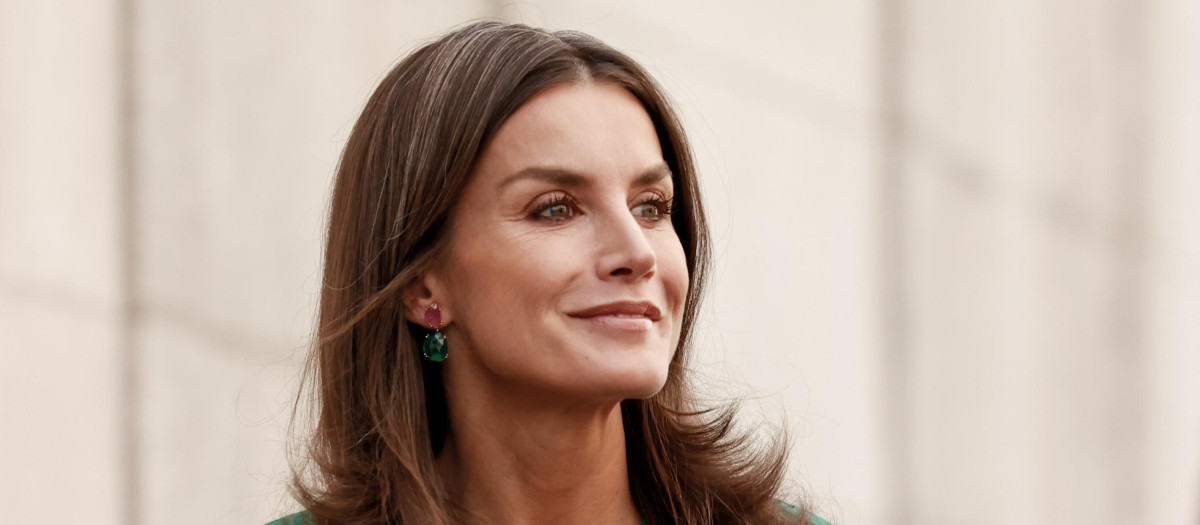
[2,1,1198,523]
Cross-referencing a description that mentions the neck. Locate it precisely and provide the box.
[436,380,640,525]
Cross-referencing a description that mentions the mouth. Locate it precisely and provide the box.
[566,301,663,332]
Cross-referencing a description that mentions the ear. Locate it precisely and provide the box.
[400,270,452,328]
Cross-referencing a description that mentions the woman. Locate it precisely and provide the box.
[273,21,828,525]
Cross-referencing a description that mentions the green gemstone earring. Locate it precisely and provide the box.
[421,302,448,362]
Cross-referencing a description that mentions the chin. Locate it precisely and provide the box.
[540,337,676,402]
[591,362,671,401]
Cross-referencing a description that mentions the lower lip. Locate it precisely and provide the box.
[574,315,654,332]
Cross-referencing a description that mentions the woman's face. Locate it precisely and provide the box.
[429,82,689,403]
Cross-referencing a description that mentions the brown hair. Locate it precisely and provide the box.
[292,21,811,524]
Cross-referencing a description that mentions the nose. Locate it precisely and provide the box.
[594,208,657,282]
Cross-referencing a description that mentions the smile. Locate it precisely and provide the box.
[566,301,663,332]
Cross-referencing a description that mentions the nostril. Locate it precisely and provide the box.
[610,267,633,276]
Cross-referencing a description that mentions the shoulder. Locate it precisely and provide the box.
[264,511,314,525]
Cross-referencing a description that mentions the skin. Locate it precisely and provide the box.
[403,82,689,524]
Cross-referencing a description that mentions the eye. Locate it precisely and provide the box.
[540,203,572,220]
[532,193,579,222]
[632,194,674,222]
[632,202,660,219]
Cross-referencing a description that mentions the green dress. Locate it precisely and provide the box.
[267,503,831,525]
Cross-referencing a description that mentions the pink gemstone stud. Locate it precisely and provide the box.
[424,302,442,330]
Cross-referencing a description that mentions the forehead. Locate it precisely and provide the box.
[472,82,666,186]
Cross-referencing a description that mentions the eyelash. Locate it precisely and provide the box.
[531,192,675,223]
[533,193,580,222]
[632,193,675,221]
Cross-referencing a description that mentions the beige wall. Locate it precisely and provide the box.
[1,1,124,523]
[1,1,1197,524]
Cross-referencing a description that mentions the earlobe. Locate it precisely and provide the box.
[401,273,452,327]
[401,277,435,326]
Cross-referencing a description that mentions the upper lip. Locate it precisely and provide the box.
[567,301,663,321]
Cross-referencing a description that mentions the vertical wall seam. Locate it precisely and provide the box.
[1110,0,1149,520]
[115,0,141,523]
[878,0,911,523]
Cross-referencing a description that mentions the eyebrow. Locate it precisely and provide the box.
[497,163,673,191]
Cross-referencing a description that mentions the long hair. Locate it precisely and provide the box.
[292,21,810,524]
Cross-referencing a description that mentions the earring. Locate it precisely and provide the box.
[422,302,448,362]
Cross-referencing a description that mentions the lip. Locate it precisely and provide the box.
[566,301,663,321]
[566,301,663,332]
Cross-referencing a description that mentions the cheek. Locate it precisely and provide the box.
[654,233,690,308]
[448,230,581,325]
[443,229,591,376]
